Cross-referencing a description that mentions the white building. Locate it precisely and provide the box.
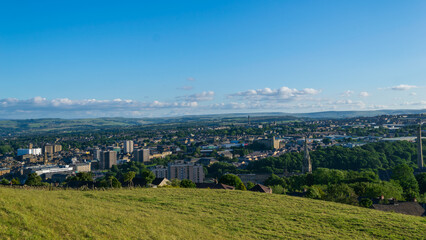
[124,140,134,154]
[26,165,74,175]
[17,148,42,156]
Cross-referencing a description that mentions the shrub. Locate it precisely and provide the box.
[170,179,181,187]
[26,173,43,186]
[236,182,246,191]
[359,198,373,208]
[11,178,20,185]
[246,181,255,190]
[0,178,9,185]
[271,185,285,194]
[219,174,243,188]
[180,179,196,188]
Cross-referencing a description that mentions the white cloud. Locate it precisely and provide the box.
[182,91,215,102]
[230,86,321,101]
[359,91,369,97]
[187,77,195,81]
[401,100,426,106]
[0,97,200,118]
[390,84,418,91]
[341,90,354,97]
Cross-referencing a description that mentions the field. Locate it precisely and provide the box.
[0,187,425,239]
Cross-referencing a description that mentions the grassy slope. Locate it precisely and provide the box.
[0,188,425,240]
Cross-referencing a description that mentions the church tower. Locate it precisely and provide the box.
[418,121,424,169]
[302,137,312,173]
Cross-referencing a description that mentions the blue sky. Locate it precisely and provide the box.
[1,0,425,118]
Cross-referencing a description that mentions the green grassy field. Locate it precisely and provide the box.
[0,187,425,239]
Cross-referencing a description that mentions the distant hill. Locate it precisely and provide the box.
[0,188,424,239]
[291,109,426,119]
[173,109,426,120]
[0,109,425,136]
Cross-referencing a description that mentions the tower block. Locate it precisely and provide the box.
[418,122,424,169]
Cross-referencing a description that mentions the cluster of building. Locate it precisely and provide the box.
[0,114,424,186]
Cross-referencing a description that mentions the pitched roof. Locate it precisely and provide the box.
[151,178,169,186]
[372,202,426,217]
[249,184,272,193]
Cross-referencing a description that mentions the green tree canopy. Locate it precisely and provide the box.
[0,178,9,185]
[415,173,426,194]
[391,164,419,200]
[11,178,20,185]
[219,174,243,188]
[264,174,286,187]
[180,179,196,188]
[246,181,255,190]
[141,170,155,185]
[68,172,93,182]
[26,173,43,186]
[123,171,136,186]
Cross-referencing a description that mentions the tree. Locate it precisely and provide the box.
[180,179,196,188]
[170,179,181,187]
[264,174,286,187]
[313,168,346,185]
[111,165,119,173]
[0,145,13,154]
[324,183,358,205]
[26,173,43,186]
[237,182,246,191]
[207,162,237,178]
[0,178,9,185]
[219,174,243,188]
[391,164,419,200]
[270,185,285,194]
[361,181,404,201]
[11,178,20,185]
[415,173,426,194]
[359,198,373,208]
[107,176,121,188]
[141,170,155,185]
[246,181,255,190]
[123,171,136,187]
[306,185,326,199]
[68,172,93,182]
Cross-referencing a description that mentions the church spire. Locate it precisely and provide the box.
[418,120,424,169]
[302,136,312,174]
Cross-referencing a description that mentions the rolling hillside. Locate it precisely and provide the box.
[0,187,425,239]
[1,108,425,136]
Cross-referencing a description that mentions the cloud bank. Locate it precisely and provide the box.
[1,84,424,119]
[390,84,418,91]
[229,87,321,101]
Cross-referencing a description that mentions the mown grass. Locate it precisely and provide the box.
[0,187,425,239]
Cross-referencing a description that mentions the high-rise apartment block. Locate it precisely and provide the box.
[134,149,150,163]
[54,144,62,152]
[44,144,63,154]
[100,151,117,170]
[93,148,101,160]
[124,140,134,154]
[151,166,168,178]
